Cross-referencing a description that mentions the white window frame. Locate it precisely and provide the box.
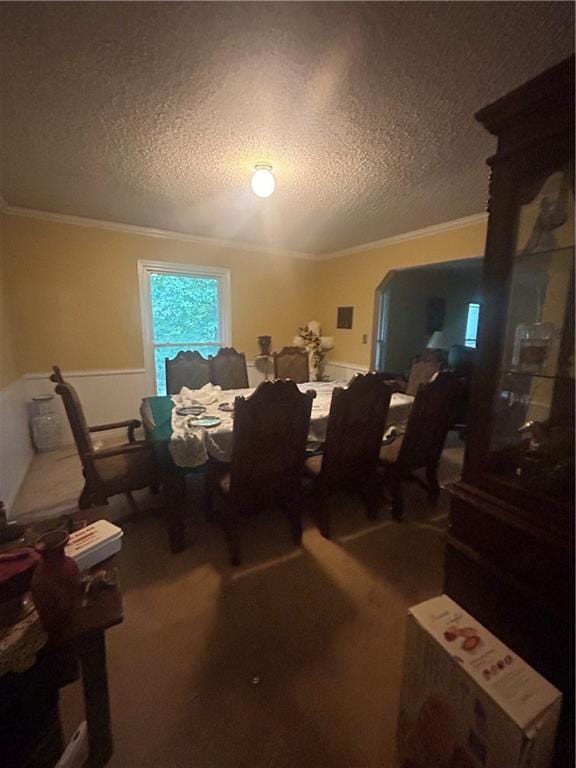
[138,260,231,393]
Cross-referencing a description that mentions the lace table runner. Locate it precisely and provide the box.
[0,600,48,677]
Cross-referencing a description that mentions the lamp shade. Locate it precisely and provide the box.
[427,331,447,349]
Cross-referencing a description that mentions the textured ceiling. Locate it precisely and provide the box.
[0,2,573,255]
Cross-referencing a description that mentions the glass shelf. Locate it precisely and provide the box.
[486,169,574,506]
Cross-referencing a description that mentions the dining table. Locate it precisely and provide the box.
[140,380,415,551]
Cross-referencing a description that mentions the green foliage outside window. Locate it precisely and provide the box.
[150,273,222,394]
[151,274,219,343]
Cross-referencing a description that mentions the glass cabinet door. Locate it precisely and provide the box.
[488,169,575,503]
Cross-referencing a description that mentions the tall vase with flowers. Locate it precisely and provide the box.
[293,321,334,382]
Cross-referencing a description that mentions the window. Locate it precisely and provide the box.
[139,261,231,394]
[465,302,480,348]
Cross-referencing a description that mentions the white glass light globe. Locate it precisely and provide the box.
[251,166,276,198]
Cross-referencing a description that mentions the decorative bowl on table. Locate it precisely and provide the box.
[187,415,221,428]
[176,405,206,416]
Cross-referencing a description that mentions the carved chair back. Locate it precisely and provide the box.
[319,372,392,488]
[229,380,315,510]
[273,346,310,383]
[396,372,460,471]
[405,359,441,397]
[50,367,93,469]
[50,364,65,385]
[165,350,211,394]
[209,347,249,390]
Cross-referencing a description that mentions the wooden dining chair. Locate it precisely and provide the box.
[303,372,393,537]
[165,350,211,394]
[378,372,460,520]
[405,358,441,396]
[209,379,315,565]
[383,357,441,397]
[273,346,310,383]
[51,366,158,512]
[209,347,249,390]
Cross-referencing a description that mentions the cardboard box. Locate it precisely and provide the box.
[397,595,561,768]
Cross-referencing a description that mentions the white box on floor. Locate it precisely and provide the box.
[65,519,123,571]
[396,594,561,768]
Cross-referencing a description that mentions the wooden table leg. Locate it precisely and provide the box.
[164,473,186,553]
[78,631,113,768]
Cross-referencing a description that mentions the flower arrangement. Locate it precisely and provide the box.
[293,321,334,381]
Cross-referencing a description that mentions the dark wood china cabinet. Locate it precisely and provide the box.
[445,56,574,766]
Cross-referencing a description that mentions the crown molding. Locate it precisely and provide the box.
[0,202,488,262]
[318,212,488,260]
[0,203,320,261]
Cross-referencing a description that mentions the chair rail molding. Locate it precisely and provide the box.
[25,368,146,380]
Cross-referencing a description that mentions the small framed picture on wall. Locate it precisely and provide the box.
[337,306,354,329]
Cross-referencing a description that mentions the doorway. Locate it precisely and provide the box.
[373,257,483,375]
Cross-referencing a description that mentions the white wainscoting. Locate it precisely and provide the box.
[25,369,151,446]
[246,360,269,388]
[324,360,369,382]
[4,360,364,511]
[22,361,366,449]
[25,363,270,447]
[0,376,34,514]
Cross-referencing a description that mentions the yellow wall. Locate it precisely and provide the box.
[1,212,489,378]
[0,214,19,387]
[2,214,317,374]
[314,220,488,366]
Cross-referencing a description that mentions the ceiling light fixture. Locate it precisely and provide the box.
[251,163,276,198]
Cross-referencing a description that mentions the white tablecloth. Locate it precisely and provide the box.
[168,381,414,469]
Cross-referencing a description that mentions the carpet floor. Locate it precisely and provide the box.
[14,438,462,767]
[58,484,452,768]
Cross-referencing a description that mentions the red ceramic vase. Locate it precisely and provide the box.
[31,529,81,639]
